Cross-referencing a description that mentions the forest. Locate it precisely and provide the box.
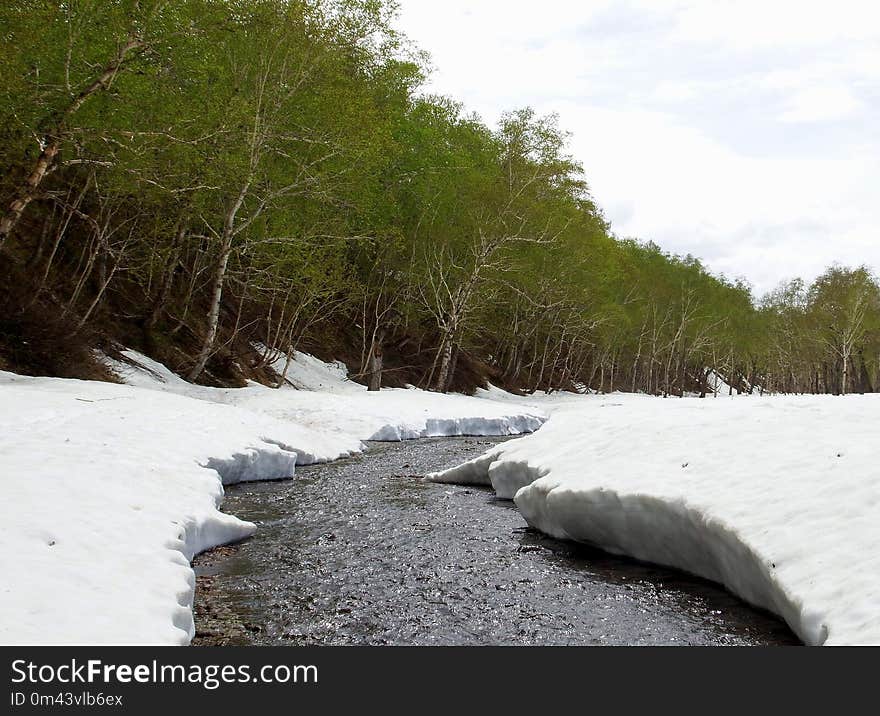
[1,0,879,396]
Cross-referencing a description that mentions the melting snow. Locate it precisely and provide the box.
[0,352,544,644]
[431,394,880,645]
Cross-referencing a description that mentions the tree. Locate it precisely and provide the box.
[807,266,880,395]
[0,0,169,246]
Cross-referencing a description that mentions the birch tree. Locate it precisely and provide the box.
[807,266,880,395]
[0,0,169,247]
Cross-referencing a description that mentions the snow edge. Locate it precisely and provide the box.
[172,417,547,645]
[429,451,825,646]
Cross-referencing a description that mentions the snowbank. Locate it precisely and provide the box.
[109,349,546,441]
[0,373,361,645]
[0,352,545,644]
[431,394,880,646]
[705,369,759,396]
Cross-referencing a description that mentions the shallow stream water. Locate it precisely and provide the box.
[193,436,797,646]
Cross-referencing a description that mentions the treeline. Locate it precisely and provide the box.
[1,0,878,395]
[760,267,880,395]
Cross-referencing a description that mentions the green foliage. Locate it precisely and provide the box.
[1,0,877,393]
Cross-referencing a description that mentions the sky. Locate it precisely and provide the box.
[393,0,879,295]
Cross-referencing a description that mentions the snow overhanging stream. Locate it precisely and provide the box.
[433,451,823,645]
[430,397,880,647]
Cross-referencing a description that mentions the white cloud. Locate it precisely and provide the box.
[394,0,880,294]
[778,86,864,123]
[667,0,880,49]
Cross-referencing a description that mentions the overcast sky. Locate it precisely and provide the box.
[394,0,879,295]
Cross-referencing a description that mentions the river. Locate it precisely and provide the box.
[192,436,797,645]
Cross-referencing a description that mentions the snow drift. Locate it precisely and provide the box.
[431,394,880,646]
[109,349,546,442]
[0,352,545,645]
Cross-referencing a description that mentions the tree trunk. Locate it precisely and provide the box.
[367,328,386,391]
[858,352,873,393]
[75,251,123,331]
[434,335,454,393]
[27,206,56,269]
[187,239,231,382]
[145,222,187,332]
[187,179,250,382]
[445,342,461,392]
[276,343,298,388]
[0,141,61,245]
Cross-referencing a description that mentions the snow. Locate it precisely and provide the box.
[706,369,760,396]
[268,350,354,392]
[0,352,545,645]
[707,369,734,396]
[430,393,880,645]
[108,349,546,441]
[8,346,874,646]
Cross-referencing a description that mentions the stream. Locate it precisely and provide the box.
[192,436,798,646]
